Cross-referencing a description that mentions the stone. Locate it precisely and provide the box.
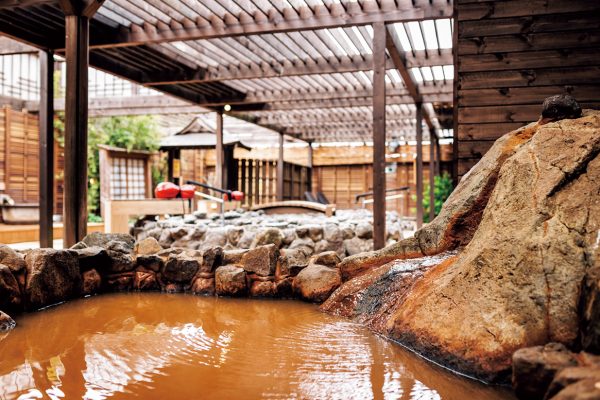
[310,251,341,269]
[541,94,582,122]
[199,246,223,273]
[106,250,135,273]
[72,246,110,273]
[162,255,199,283]
[191,277,215,296]
[163,283,183,293]
[546,366,600,400]
[324,111,600,382]
[82,269,102,296]
[251,228,284,248]
[105,273,134,291]
[307,225,323,242]
[281,228,297,245]
[202,229,228,249]
[239,244,278,277]
[313,239,330,255]
[135,254,164,272]
[237,229,256,249]
[70,241,88,249]
[82,232,135,251]
[512,343,579,400]
[293,264,341,303]
[355,222,373,239]
[323,224,343,243]
[289,237,315,254]
[215,265,247,296]
[133,268,159,291]
[227,226,244,246]
[24,249,81,310]
[0,310,15,332]
[551,379,600,400]
[158,229,174,247]
[278,248,310,277]
[134,237,162,255]
[343,237,373,257]
[0,264,21,311]
[275,277,294,298]
[223,249,248,265]
[340,224,355,240]
[249,280,276,297]
[0,245,26,274]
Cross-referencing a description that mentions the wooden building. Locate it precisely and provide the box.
[454,0,600,179]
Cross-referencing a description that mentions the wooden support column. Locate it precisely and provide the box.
[63,14,89,247]
[307,140,313,192]
[416,103,424,229]
[39,50,54,248]
[215,110,225,189]
[428,128,435,222]
[372,22,386,250]
[435,135,441,176]
[276,133,284,201]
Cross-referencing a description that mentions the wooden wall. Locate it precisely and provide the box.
[455,0,600,177]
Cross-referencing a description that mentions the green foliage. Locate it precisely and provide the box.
[422,172,454,223]
[87,116,162,217]
[87,213,103,223]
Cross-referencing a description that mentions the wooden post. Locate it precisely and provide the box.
[39,50,54,248]
[63,14,89,247]
[416,103,424,229]
[167,150,174,181]
[307,140,313,193]
[276,133,284,201]
[372,22,386,250]
[429,128,435,222]
[215,111,224,189]
[435,135,441,176]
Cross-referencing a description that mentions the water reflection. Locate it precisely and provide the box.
[0,293,514,400]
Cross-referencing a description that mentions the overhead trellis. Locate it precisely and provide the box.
[0,0,453,143]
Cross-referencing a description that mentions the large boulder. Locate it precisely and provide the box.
[134,237,162,255]
[24,249,82,310]
[0,264,21,311]
[0,245,26,274]
[162,254,199,283]
[71,246,110,273]
[323,110,600,382]
[293,264,341,303]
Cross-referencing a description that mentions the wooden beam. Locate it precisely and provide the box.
[372,22,386,250]
[429,128,435,222]
[416,102,424,229]
[63,14,89,247]
[277,133,284,201]
[142,51,452,86]
[90,1,452,49]
[216,111,224,189]
[386,24,437,132]
[0,0,54,8]
[307,140,313,192]
[39,50,54,248]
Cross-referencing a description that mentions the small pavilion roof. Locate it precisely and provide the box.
[159,116,251,150]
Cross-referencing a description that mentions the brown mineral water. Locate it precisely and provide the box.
[0,293,514,400]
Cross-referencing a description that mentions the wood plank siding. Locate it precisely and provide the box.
[455,0,600,178]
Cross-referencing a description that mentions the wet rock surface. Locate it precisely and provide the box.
[324,109,600,382]
[0,310,15,332]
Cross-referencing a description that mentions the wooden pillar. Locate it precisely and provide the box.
[429,128,436,222]
[63,14,89,247]
[276,133,284,201]
[39,50,54,248]
[167,150,174,181]
[215,111,225,189]
[416,103,424,229]
[372,22,386,250]
[435,135,441,176]
[307,140,313,192]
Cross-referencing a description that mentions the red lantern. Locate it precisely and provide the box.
[230,191,244,201]
[179,184,196,199]
[155,182,180,199]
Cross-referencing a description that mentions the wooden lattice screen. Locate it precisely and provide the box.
[99,145,153,206]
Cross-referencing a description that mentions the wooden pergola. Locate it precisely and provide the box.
[0,0,454,249]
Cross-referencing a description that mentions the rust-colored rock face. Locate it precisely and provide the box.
[324,110,600,382]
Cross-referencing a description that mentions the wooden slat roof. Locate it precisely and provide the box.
[0,0,454,143]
